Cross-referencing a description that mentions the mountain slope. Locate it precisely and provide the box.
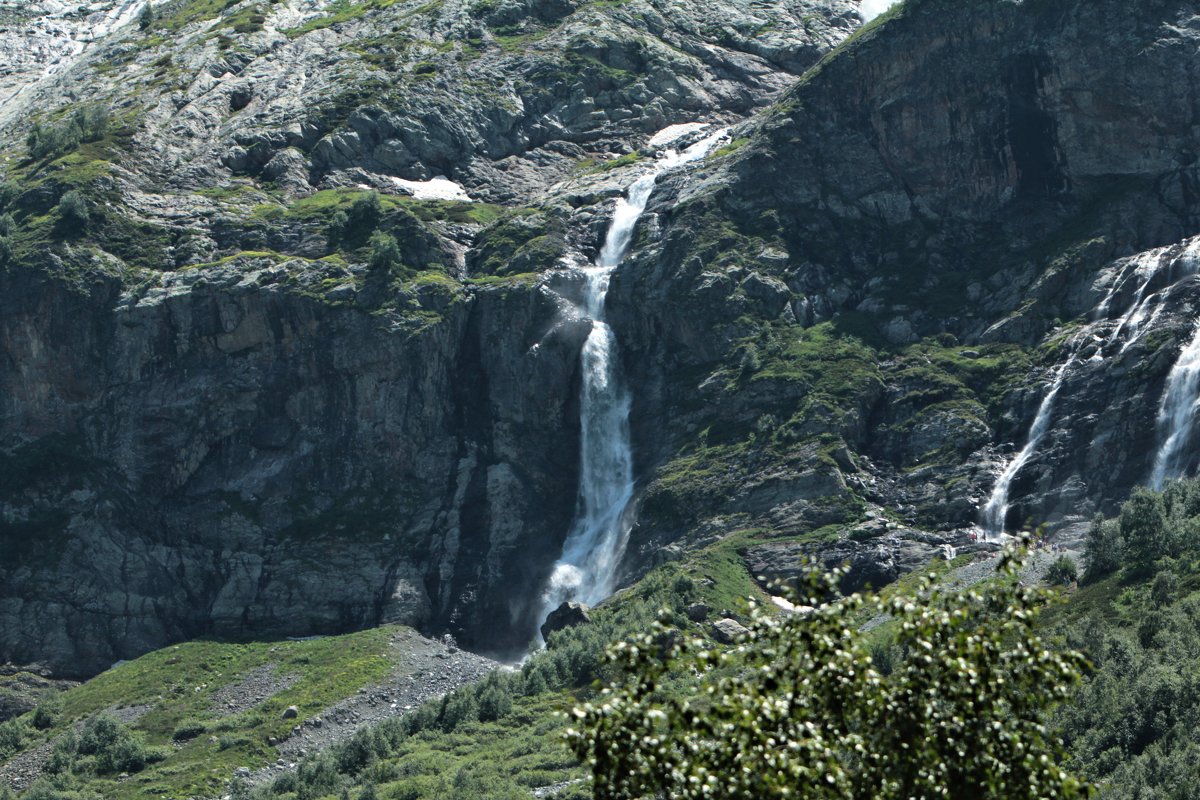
[611,0,1200,581]
[0,0,859,675]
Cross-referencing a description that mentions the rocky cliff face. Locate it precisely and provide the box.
[4,0,1199,678]
[0,0,859,675]
[610,0,1200,578]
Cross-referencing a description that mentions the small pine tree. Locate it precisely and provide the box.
[0,236,11,266]
[139,3,154,30]
[368,230,401,271]
[0,212,14,236]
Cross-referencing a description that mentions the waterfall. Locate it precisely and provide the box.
[980,240,1200,536]
[1150,321,1200,489]
[1149,242,1200,488]
[536,128,729,633]
[980,355,1076,539]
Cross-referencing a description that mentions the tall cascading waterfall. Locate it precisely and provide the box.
[980,354,1078,539]
[981,241,1200,538]
[536,127,729,635]
[1148,241,1200,488]
[1150,324,1200,488]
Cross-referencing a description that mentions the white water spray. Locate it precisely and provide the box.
[981,240,1200,537]
[1150,320,1200,488]
[980,355,1076,539]
[536,128,729,633]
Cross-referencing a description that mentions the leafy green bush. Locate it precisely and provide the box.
[27,105,110,161]
[1046,554,1078,585]
[0,717,30,761]
[328,192,383,248]
[48,714,161,777]
[368,230,402,272]
[568,546,1091,799]
[31,693,63,730]
[57,190,90,229]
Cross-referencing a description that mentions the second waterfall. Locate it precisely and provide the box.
[536,128,728,636]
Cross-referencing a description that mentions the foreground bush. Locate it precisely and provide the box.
[568,546,1092,799]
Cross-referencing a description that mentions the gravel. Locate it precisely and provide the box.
[245,630,498,787]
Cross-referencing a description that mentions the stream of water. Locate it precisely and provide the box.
[981,242,1200,537]
[535,128,728,633]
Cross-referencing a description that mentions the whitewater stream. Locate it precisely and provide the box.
[535,128,728,635]
[982,241,1200,537]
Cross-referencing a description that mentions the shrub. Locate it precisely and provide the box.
[58,190,90,229]
[439,691,478,732]
[171,720,206,741]
[568,545,1092,799]
[329,192,384,248]
[0,718,30,761]
[0,236,12,266]
[52,714,161,776]
[1046,555,1078,586]
[31,693,62,730]
[476,682,513,722]
[1150,569,1178,607]
[139,4,154,29]
[27,104,109,160]
[368,230,402,272]
[0,213,14,236]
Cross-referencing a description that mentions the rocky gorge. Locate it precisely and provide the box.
[1,0,1199,690]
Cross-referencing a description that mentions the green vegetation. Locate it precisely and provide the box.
[1049,478,1200,798]
[281,0,407,38]
[26,105,110,162]
[0,628,399,799]
[576,152,642,174]
[570,546,1092,799]
[469,210,565,277]
[709,136,750,159]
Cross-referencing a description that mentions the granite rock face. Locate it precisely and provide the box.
[608,0,1200,576]
[0,0,858,675]
[4,0,1200,677]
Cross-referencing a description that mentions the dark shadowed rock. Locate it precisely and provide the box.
[540,602,592,640]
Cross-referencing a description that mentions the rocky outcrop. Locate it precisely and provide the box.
[0,256,589,674]
[0,0,861,676]
[607,0,1200,574]
[539,601,591,640]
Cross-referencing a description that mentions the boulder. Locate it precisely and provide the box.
[711,618,749,644]
[540,602,591,640]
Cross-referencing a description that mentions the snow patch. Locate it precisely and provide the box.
[860,0,900,22]
[646,122,710,149]
[390,176,472,202]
